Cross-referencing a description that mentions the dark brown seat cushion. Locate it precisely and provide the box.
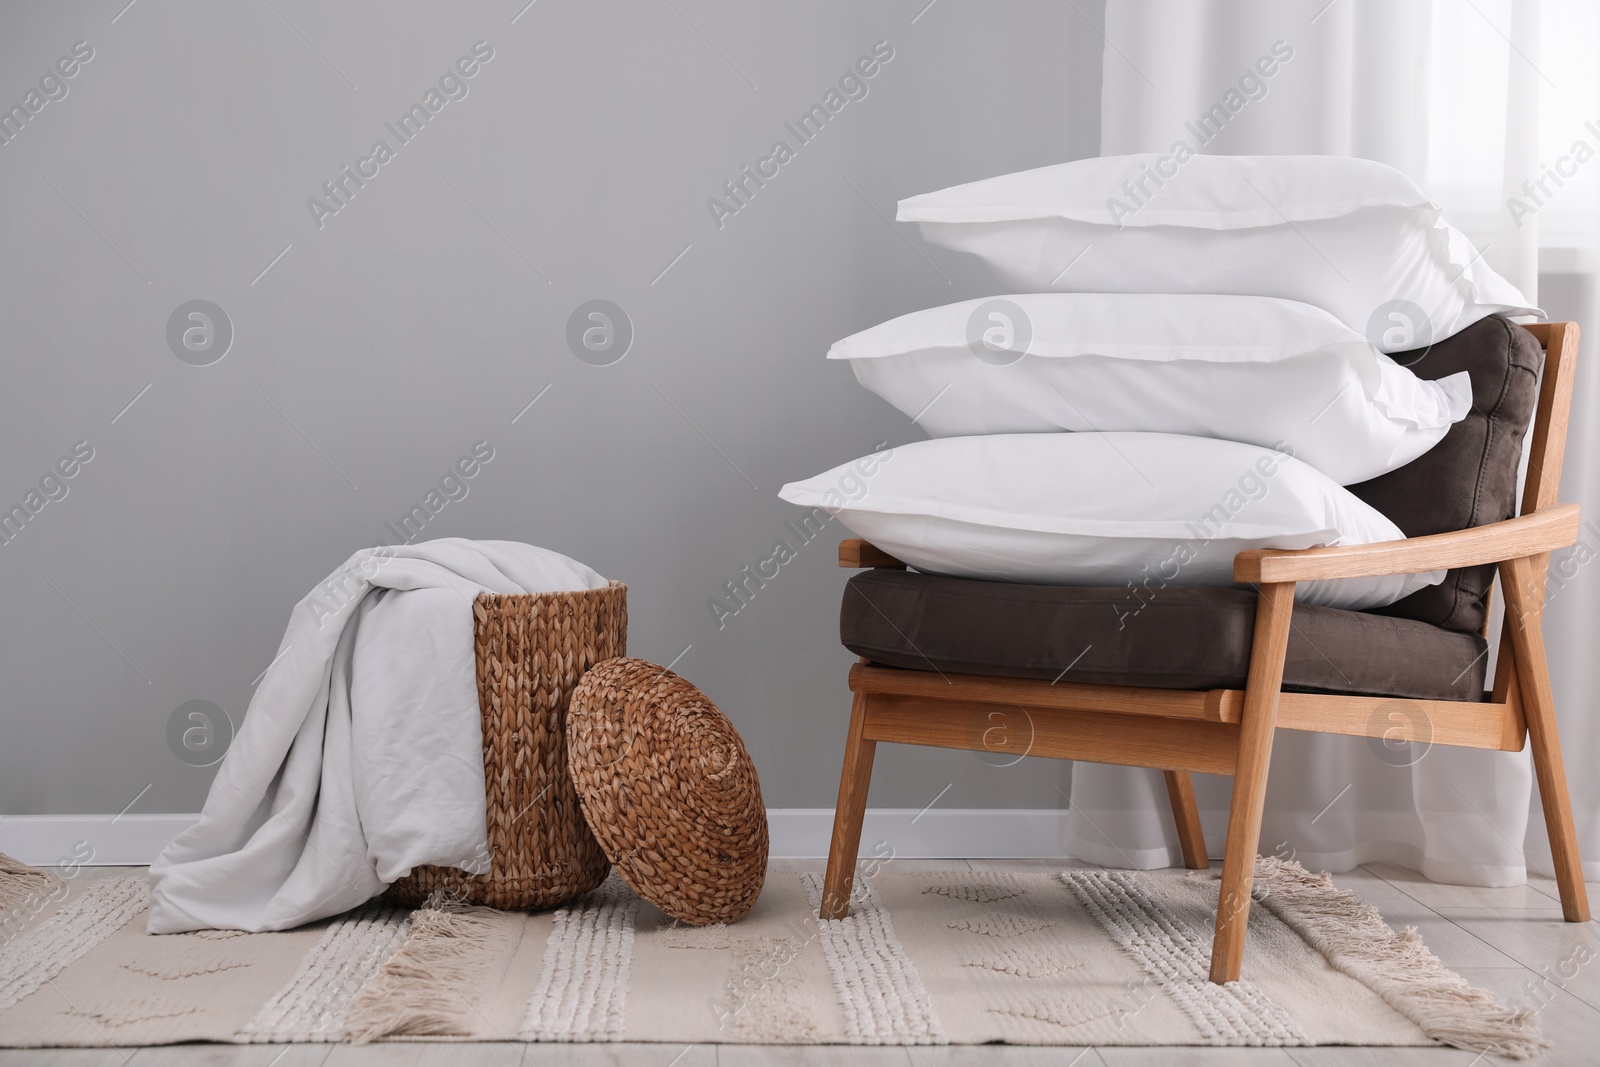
[841,569,1488,701]
[1353,315,1543,632]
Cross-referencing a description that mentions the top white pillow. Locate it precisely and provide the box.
[898,154,1536,351]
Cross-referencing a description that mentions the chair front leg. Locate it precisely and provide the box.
[821,688,877,919]
[1210,581,1296,984]
[1502,554,1591,922]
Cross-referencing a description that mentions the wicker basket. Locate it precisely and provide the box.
[386,581,626,910]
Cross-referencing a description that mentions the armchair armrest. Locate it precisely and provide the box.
[1233,503,1580,584]
[839,539,907,569]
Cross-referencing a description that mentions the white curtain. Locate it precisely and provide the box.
[1075,0,1600,885]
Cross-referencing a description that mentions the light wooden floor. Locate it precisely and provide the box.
[4,859,1597,1066]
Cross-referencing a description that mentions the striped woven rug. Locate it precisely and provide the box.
[0,859,1544,1055]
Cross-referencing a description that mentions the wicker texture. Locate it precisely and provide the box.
[567,657,768,925]
[386,582,626,910]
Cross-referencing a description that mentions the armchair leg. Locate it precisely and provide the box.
[1164,770,1209,870]
[1210,582,1296,984]
[1502,556,1591,922]
[821,689,877,919]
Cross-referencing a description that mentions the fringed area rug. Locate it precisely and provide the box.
[0,857,1544,1055]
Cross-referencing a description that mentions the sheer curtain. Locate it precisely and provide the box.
[1075,0,1600,885]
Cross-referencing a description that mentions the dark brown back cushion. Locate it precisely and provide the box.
[1351,315,1543,632]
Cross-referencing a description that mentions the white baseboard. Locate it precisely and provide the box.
[0,808,1077,866]
[0,814,201,866]
[767,808,1073,859]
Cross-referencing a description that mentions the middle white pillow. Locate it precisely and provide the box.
[833,292,1473,485]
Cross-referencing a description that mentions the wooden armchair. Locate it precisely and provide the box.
[820,320,1588,985]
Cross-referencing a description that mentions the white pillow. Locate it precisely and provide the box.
[834,293,1472,485]
[897,154,1536,352]
[778,433,1443,610]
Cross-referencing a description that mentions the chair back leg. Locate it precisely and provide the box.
[1502,555,1592,922]
[1164,770,1210,870]
[821,689,878,919]
[1210,581,1296,984]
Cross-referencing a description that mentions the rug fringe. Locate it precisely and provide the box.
[1252,856,1549,1059]
[0,852,58,918]
[341,889,496,1043]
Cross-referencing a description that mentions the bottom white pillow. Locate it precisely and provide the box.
[778,433,1443,611]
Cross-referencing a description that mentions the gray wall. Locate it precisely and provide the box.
[0,1,1104,816]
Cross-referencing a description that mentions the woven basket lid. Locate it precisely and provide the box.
[566,657,768,924]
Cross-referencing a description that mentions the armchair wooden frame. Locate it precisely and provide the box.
[820,321,1589,985]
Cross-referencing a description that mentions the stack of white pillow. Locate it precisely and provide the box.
[779,155,1537,611]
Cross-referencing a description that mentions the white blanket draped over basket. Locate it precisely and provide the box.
[147,539,608,934]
